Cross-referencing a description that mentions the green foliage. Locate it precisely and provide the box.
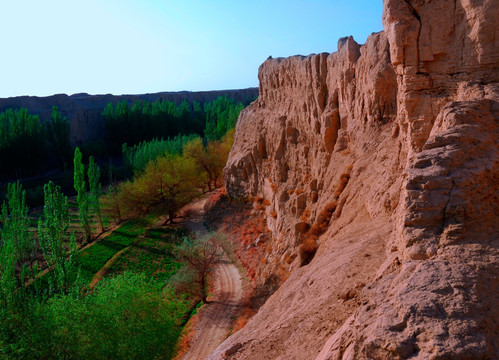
[75,220,146,284]
[0,229,18,310]
[0,94,248,358]
[174,232,229,303]
[88,156,103,232]
[4,273,188,360]
[117,153,201,222]
[0,182,33,265]
[37,181,79,294]
[108,125,235,226]
[204,95,244,141]
[46,106,72,169]
[109,227,184,284]
[0,183,195,360]
[103,95,246,155]
[103,99,204,154]
[0,185,36,358]
[0,108,46,179]
[73,147,91,241]
[123,134,200,174]
[183,130,234,191]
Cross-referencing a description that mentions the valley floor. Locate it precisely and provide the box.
[178,193,243,360]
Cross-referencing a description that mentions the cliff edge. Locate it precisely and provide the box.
[214,0,498,359]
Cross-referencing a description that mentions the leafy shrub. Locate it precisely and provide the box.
[27,272,188,360]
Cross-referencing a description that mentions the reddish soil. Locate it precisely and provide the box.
[179,192,243,360]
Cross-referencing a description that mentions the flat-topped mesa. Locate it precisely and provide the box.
[218,0,498,359]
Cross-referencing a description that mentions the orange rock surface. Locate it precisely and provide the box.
[213,0,498,359]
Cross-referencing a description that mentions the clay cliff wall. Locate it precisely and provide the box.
[216,0,498,358]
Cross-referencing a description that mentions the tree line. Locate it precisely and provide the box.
[0,107,71,181]
[0,95,251,185]
[103,95,248,154]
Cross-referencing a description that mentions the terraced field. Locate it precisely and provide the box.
[106,227,186,284]
[76,219,148,283]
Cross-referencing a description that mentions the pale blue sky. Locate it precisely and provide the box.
[0,1,382,97]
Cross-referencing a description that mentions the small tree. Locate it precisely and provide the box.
[101,187,123,225]
[121,153,201,223]
[183,137,211,191]
[206,129,234,188]
[184,130,234,192]
[74,147,91,241]
[174,232,229,303]
[88,156,104,233]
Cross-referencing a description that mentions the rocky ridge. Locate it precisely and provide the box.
[215,0,498,359]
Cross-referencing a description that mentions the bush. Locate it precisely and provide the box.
[27,272,188,360]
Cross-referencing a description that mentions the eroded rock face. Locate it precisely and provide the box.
[217,0,498,359]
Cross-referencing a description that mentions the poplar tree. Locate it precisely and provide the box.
[0,181,33,266]
[88,156,104,233]
[37,181,78,293]
[0,182,33,315]
[46,106,71,169]
[74,147,91,241]
[0,236,17,309]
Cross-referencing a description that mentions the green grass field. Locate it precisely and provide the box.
[107,227,186,284]
[76,219,149,283]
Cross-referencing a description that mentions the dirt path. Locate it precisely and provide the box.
[181,193,242,360]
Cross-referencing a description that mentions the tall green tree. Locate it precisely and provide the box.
[0,182,33,343]
[204,96,244,141]
[0,181,34,266]
[37,181,79,293]
[88,156,104,233]
[0,222,19,309]
[46,106,72,169]
[74,147,91,241]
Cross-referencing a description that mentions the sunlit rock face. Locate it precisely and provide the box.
[219,0,498,358]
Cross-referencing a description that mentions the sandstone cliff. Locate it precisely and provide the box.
[215,0,498,359]
[0,88,258,145]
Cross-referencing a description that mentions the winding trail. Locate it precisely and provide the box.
[181,193,242,360]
